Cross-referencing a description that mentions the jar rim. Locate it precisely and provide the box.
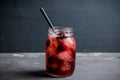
[48,26,73,37]
[49,26,73,32]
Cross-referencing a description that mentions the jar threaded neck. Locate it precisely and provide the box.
[48,27,73,37]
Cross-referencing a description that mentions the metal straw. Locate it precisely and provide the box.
[40,7,55,31]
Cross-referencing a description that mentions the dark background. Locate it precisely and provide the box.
[0,0,120,52]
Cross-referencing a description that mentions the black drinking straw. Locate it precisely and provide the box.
[40,7,55,31]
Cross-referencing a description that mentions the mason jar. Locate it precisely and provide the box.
[46,27,76,77]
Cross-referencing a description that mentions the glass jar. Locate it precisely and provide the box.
[46,27,76,77]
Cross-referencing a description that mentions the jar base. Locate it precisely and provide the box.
[47,72,73,78]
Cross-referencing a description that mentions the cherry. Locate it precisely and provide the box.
[57,43,65,52]
[46,39,50,47]
[47,56,55,65]
[47,66,59,74]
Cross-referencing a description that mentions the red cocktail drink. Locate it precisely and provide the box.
[46,27,76,77]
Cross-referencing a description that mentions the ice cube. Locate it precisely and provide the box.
[57,50,72,61]
[51,37,59,48]
[63,37,76,50]
[46,46,56,57]
[60,61,71,71]
[65,38,73,45]
[46,37,59,56]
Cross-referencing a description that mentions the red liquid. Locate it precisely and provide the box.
[46,36,76,77]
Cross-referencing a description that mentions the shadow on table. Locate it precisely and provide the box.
[15,70,54,78]
[24,70,50,77]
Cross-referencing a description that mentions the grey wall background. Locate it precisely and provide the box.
[0,0,120,52]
